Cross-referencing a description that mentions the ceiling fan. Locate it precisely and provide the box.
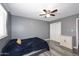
[40,9,58,18]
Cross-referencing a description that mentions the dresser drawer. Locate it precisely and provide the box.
[60,35,73,49]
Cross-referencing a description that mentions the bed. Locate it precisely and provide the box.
[1,37,49,56]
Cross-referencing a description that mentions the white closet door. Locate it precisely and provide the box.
[50,22,61,42]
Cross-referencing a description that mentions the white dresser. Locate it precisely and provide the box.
[60,35,73,49]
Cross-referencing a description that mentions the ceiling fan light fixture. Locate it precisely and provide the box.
[46,14,50,17]
[40,9,58,18]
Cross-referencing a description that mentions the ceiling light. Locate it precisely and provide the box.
[46,14,50,17]
[40,9,58,18]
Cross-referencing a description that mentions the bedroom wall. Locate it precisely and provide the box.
[11,15,49,40]
[50,14,79,36]
[50,14,79,47]
[0,12,11,53]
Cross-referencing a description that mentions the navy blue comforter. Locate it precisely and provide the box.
[1,37,49,56]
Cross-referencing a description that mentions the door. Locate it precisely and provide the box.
[78,20,79,46]
[50,22,61,42]
[75,18,79,49]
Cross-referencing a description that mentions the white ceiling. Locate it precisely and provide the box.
[3,3,79,21]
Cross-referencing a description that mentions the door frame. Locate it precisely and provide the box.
[76,18,79,49]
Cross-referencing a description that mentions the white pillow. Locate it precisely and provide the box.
[16,38,22,45]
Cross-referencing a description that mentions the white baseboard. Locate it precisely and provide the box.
[44,38,50,41]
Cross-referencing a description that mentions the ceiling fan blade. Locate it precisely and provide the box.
[39,14,46,16]
[50,14,55,16]
[43,9,47,13]
[51,9,58,13]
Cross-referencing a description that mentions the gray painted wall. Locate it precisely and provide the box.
[50,14,79,47]
[50,14,79,36]
[11,15,49,39]
[0,13,11,53]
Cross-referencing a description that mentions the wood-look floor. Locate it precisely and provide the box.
[38,40,78,56]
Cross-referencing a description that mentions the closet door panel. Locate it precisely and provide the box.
[50,22,61,42]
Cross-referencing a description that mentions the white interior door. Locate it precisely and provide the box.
[75,18,79,49]
[50,22,61,42]
[78,20,79,45]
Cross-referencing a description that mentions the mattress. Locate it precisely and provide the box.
[2,37,49,56]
